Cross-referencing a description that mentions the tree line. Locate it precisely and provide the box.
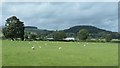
[2,16,113,42]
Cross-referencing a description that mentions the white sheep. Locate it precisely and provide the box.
[84,44,86,46]
[59,47,62,50]
[32,46,35,50]
[45,43,47,45]
[39,46,41,48]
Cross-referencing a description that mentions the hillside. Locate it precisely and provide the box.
[24,25,120,39]
[1,25,120,39]
[25,26,38,30]
[24,26,53,35]
[63,25,119,39]
[63,25,112,34]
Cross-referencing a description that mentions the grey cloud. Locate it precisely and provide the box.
[1,2,118,32]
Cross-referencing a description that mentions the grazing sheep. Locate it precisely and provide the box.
[45,43,47,45]
[39,46,41,48]
[84,45,86,46]
[32,46,35,50]
[59,47,62,50]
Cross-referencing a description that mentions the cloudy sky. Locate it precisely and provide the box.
[1,2,118,32]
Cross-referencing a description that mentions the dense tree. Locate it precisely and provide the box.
[77,29,89,41]
[37,34,46,41]
[97,32,106,39]
[24,32,30,40]
[52,31,66,40]
[105,34,112,42]
[24,32,38,41]
[30,33,37,40]
[2,16,24,40]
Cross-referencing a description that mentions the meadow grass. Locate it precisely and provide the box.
[2,40,118,66]
[0,40,2,67]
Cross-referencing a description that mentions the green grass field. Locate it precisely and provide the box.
[0,40,2,67]
[2,40,118,66]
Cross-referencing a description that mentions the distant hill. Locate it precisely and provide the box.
[63,25,112,34]
[63,25,119,39]
[1,25,120,39]
[25,26,38,30]
[24,25,120,39]
[24,26,53,35]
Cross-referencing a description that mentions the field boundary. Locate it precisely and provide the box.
[1,66,119,68]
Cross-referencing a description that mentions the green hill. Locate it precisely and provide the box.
[24,25,120,39]
[1,25,120,39]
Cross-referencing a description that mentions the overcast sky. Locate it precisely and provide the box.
[1,2,118,32]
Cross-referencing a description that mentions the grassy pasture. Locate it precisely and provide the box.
[2,40,118,66]
[0,40,2,67]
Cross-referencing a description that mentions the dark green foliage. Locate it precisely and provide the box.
[52,31,67,40]
[37,34,46,41]
[24,32,37,41]
[23,25,120,39]
[24,31,46,41]
[77,29,89,41]
[30,33,37,40]
[64,25,110,34]
[105,34,112,42]
[24,32,30,40]
[24,27,52,38]
[64,25,120,39]
[2,16,24,40]
[66,32,76,37]
[97,32,106,39]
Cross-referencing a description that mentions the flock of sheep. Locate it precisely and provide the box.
[30,41,89,50]
[31,45,62,50]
